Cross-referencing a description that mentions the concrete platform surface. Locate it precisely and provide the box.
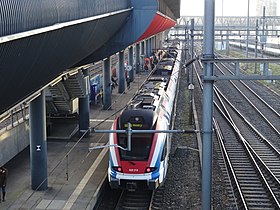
[1,72,148,210]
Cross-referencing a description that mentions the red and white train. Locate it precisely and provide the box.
[108,46,181,190]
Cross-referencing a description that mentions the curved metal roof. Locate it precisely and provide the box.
[0,0,131,115]
[0,0,180,116]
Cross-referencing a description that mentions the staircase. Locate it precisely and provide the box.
[46,71,88,114]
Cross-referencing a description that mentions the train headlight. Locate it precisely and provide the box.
[112,166,123,172]
[145,167,157,173]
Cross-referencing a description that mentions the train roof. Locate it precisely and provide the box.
[118,109,155,130]
[156,65,173,72]
[158,58,175,66]
[126,49,178,110]
[118,48,178,129]
[128,76,166,110]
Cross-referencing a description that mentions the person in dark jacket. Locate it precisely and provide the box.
[0,166,7,202]
[126,76,131,89]
[111,76,118,87]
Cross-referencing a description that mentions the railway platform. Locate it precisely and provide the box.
[1,72,149,210]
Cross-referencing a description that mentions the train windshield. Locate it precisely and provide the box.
[118,133,153,161]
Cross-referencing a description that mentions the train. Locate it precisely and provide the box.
[229,41,280,57]
[108,45,182,190]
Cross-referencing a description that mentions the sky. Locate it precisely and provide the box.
[181,0,280,16]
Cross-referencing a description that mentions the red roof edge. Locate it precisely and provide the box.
[135,13,176,43]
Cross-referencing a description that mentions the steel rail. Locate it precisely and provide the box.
[213,119,247,209]
[214,87,280,208]
[220,62,280,118]
[215,63,280,137]
[194,53,280,208]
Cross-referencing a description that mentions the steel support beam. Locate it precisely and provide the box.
[79,68,90,135]
[128,46,134,81]
[170,31,279,37]
[118,51,126,93]
[145,39,149,58]
[245,0,250,66]
[189,19,195,125]
[201,0,215,209]
[29,91,48,190]
[141,41,145,70]
[255,19,259,73]
[89,128,198,151]
[179,16,280,29]
[141,41,145,56]
[201,57,280,63]
[135,43,140,74]
[202,75,280,80]
[148,38,152,56]
[102,57,112,110]
[151,36,155,52]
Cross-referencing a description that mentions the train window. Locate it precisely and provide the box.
[161,140,167,161]
[118,133,153,161]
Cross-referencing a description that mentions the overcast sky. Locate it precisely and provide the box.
[180,0,279,16]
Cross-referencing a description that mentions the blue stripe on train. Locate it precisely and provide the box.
[109,156,117,178]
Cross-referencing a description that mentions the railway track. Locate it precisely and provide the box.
[194,55,280,209]
[94,181,154,210]
[214,89,280,209]
[215,62,280,142]
[116,189,153,209]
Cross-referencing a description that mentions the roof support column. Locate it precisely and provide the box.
[79,68,90,135]
[145,39,149,58]
[148,38,152,56]
[102,57,112,110]
[118,51,126,93]
[151,37,154,52]
[156,35,159,50]
[128,46,134,82]
[158,34,161,50]
[202,0,215,209]
[29,90,48,190]
[141,41,145,70]
[135,43,140,74]
[189,19,195,125]
[152,36,156,52]
[159,33,163,49]
[153,36,156,49]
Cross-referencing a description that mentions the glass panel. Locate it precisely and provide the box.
[118,133,153,161]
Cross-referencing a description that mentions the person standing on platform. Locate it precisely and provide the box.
[111,76,118,88]
[0,166,7,202]
[100,88,103,105]
[126,76,131,90]
[144,64,149,74]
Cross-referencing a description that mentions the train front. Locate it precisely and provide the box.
[108,109,163,190]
